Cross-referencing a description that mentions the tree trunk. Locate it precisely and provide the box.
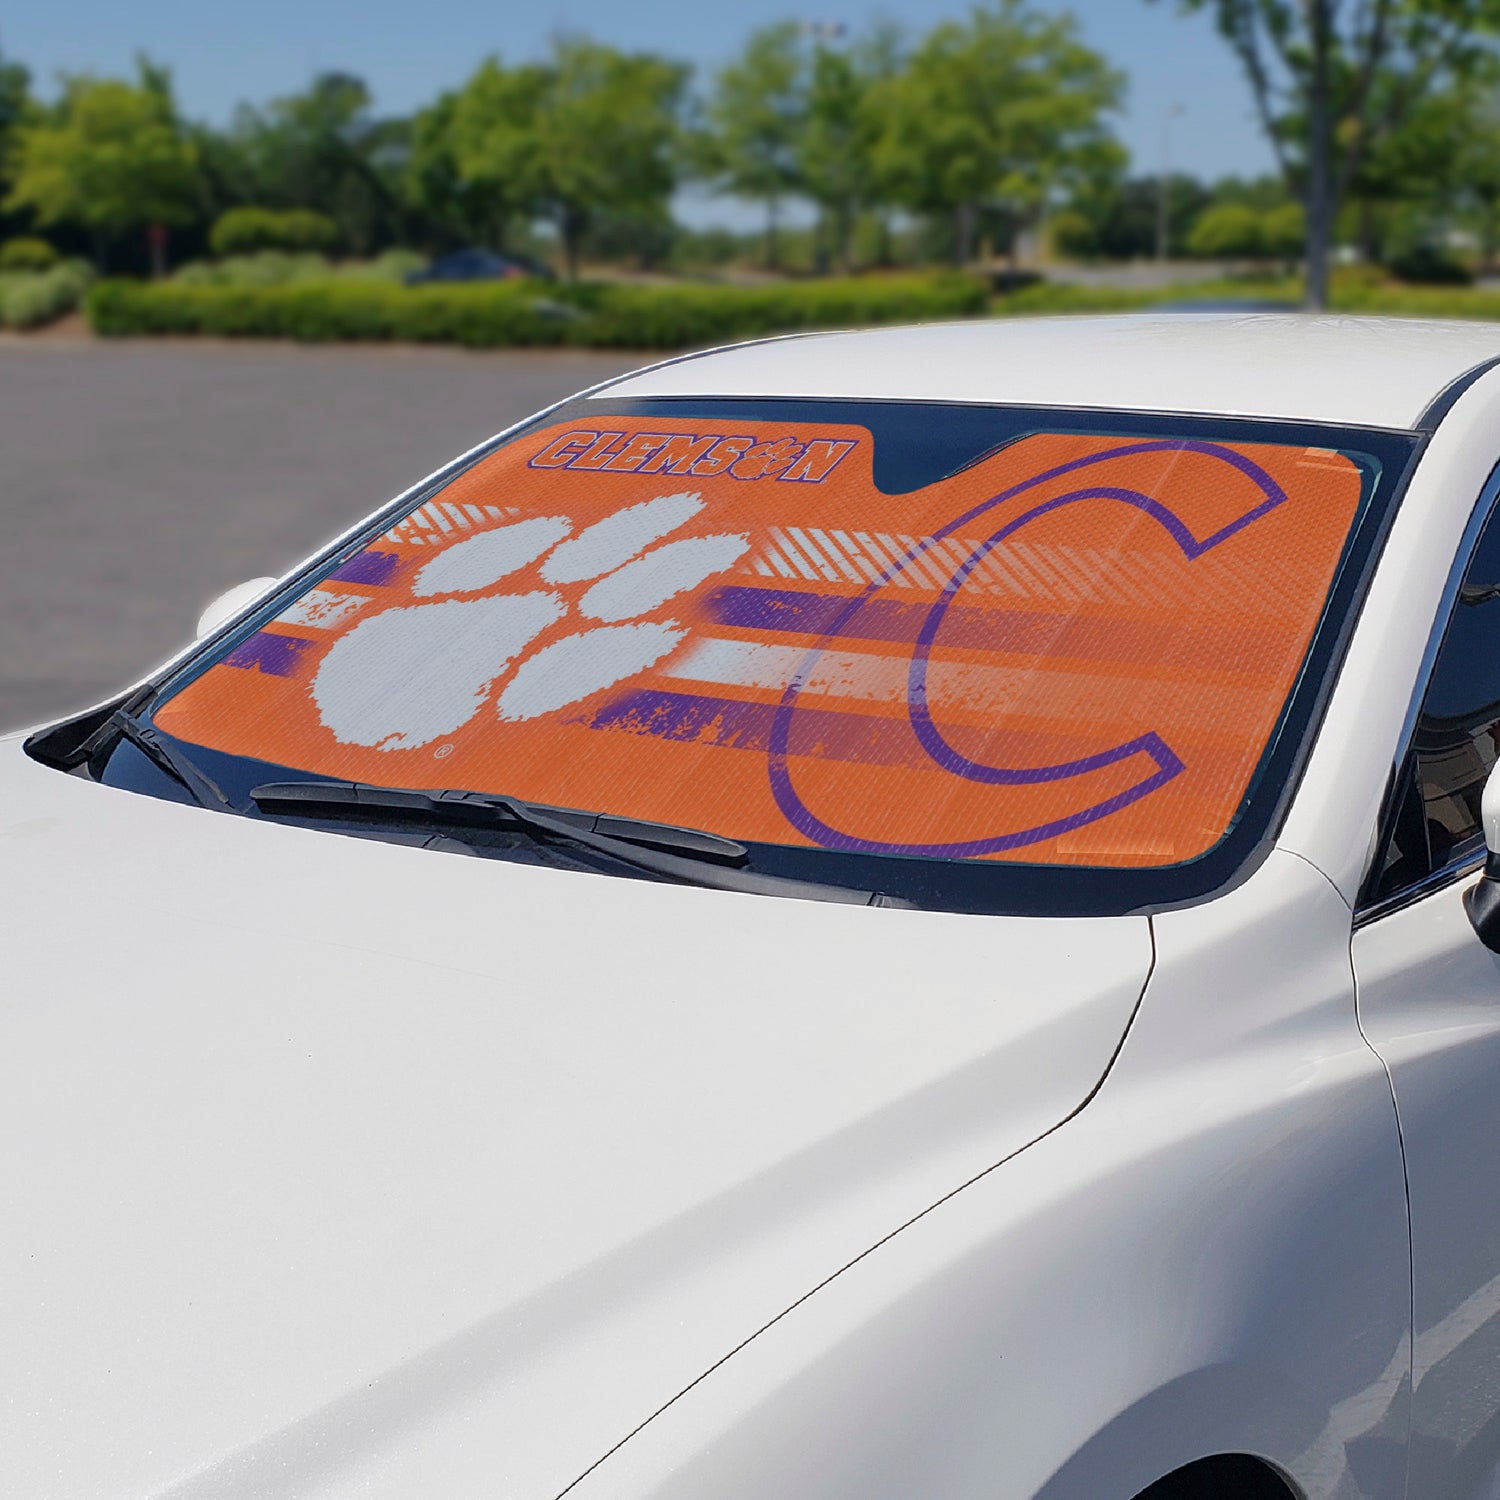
[560,206,583,281]
[1303,0,1335,310]
[837,204,854,275]
[147,223,168,280]
[1356,199,1378,264]
[954,202,978,267]
[764,199,780,271]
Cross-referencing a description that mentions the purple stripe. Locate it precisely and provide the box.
[590,689,930,769]
[589,689,1165,783]
[330,549,401,587]
[703,585,1283,669]
[223,631,315,677]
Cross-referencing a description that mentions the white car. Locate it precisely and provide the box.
[14,313,1500,1500]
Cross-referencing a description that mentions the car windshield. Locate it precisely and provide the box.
[112,397,1416,914]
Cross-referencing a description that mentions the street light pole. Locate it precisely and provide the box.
[1157,103,1184,263]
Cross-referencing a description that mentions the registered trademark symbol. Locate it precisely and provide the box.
[434,743,454,759]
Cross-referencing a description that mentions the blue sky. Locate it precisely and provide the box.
[3,0,1277,220]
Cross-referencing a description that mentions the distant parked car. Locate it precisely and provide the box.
[403,247,553,284]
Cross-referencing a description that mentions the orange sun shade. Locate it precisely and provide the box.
[156,417,1363,868]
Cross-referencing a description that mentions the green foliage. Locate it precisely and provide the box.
[992,281,1155,316]
[86,271,986,347]
[1387,243,1474,284]
[172,247,425,287]
[1161,0,1500,306]
[174,250,331,287]
[208,206,337,255]
[1260,201,1306,258]
[1063,174,1213,260]
[1187,203,1266,258]
[445,41,688,279]
[1047,209,1097,258]
[4,61,196,259]
[698,23,807,267]
[209,74,408,256]
[0,235,57,270]
[0,257,93,327]
[1184,200,1305,260]
[870,0,1123,264]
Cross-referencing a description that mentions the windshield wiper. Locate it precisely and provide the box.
[109,710,234,811]
[249,779,905,907]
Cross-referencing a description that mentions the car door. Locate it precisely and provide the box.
[1353,493,1500,1500]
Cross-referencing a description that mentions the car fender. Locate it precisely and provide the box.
[565,851,1410,1500]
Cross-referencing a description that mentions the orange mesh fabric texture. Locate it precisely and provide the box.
[156,418,1363,868]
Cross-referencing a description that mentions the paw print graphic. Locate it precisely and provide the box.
[311,492,749,751]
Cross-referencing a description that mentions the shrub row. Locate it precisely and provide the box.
[0,235,59,272]
[0,259,94,328]
[171,247,426,289]
[85,271,989,349]
[208,207,339,257]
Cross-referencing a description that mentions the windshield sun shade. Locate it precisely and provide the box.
[152,408,1373,875]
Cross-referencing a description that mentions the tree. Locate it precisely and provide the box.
[1071,173,1214,259]
[1261,199,1307,259]
[433,61,550,253]
[1160,0,1500,309]
[797,41,876,272]
[870,1,1123,266]
[700,23,806,268]
[450,40,687,280]
[1446,91,1500,269]
[5,60,196,270]
[1187,201,1266,256]
[0,48,34,243]
[222,74,408,253]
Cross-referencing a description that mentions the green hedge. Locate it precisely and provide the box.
[0,259,94,328]
[0,236,59,272]
[85,272,989,349]
[1336,283,1500,319]
[171,248,428,289]
[209,207,339,257]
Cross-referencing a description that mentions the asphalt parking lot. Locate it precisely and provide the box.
[0,337,640,730]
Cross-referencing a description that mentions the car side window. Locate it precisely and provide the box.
[1370,504,1500,903]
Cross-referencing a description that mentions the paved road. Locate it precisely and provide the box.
[0,338,640,730]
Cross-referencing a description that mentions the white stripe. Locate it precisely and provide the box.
[276,588,371,631]
[785,526,843,583]
[662,636,1274,730]
[769,527,820,581]
[807,527,867,585]
[859,532,912,589]
[829,529,884,585]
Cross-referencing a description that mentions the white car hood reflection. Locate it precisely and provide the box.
[0,741,1152,1500]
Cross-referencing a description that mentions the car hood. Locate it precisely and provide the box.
[0,738,1151,1500]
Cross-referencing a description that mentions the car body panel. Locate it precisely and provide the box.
[0,740,1149,1500]
[17,314,1500,1499]
[1355,874,1500,1498]
[1279,363,1500,903]
[602,314,1500,429]
[565,852,1410,1500]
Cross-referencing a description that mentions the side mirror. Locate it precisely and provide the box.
[1466,764,1500,951]
[196,576,276,640]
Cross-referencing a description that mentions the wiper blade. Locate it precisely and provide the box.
[249,780,904,907]
[110,710,233,811]
[251,779,747,860]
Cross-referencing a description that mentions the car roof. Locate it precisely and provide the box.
[598,313,1500,431]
